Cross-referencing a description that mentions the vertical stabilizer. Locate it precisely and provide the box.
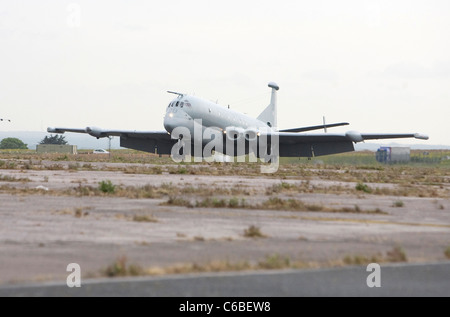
[257,82,279,130]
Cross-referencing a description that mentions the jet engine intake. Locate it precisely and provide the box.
[244,129,258,142]
[226,127,245,142]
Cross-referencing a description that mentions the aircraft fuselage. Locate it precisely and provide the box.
[163,94,269,142]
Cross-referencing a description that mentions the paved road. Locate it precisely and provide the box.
[1,262,449,297]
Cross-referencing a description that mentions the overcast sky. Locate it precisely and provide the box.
[1,0,449,145]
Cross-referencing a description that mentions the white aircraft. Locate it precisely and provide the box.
[48,82,428,158]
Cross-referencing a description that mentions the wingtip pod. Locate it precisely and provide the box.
[414,133,429,140]
[47,127,63,134]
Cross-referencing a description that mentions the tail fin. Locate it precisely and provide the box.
[257,82,279,130]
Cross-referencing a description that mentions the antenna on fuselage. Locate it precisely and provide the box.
[167,91,184,97]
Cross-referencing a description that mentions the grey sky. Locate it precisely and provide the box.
[1,0,449,145]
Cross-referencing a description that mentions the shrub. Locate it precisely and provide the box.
[104,256,143,277]
[99,180,116,194]
[243,225,266,238]
[355,182,372,193]
[386,246,407,262]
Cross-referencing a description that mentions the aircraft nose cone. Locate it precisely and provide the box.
[164,113,178,133]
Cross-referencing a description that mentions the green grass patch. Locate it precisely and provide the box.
[355,182,372,193]
[98,180,116,194]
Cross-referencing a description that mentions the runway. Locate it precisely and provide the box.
[1,262,449,297]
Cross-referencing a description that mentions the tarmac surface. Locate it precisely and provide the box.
[0,159,449,296]
[1,262,450,297]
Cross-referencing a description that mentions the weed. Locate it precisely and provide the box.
[393,200,404,207]
[243,225,267,238]
[258,254,290,269]
[74,208,83,218]
[228,197,239,208]
[165,196,193,208]
[68,163,80,171]
[0,174,31,182]
[132,215,158,223]
[103,256,144,277]
[445,247,450,259]
[55,155,69,161]
[386,245,407,262]
[264,197,306,211]
[99,180,116,194]
[305,204,324,211]
[355,182,372,193]
[343,254,382,265]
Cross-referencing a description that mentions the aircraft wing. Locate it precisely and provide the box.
[48,126,429,158]
[270,131,429,157]
[47,127,175,154]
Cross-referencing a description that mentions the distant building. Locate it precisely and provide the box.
[375,147,410,164]
[36,144,77,154]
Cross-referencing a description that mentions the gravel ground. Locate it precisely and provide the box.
[1,162,449,285]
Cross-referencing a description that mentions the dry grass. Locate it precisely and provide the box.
[343,254,384,266]
[0,174,31,182]
[243,225,267,238]
[445,247,450,259]
[1,152,449,202]
[132,214,158,223]
[95,245,411,279]
[386,245,408,262]
[266,180,448,198]
[163,196,386,214]
[343,245,407,265]
[102,256,144,277]
[2,150,449,181]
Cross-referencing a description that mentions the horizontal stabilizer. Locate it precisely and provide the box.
[279,122,349,133]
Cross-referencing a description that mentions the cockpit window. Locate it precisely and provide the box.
[180,102,184,108]
[176,101,179,107]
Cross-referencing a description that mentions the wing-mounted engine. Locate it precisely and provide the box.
[225,127,245,142]
[244,128,258,142]
[86,127,106,139]
[225,127,260,142]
